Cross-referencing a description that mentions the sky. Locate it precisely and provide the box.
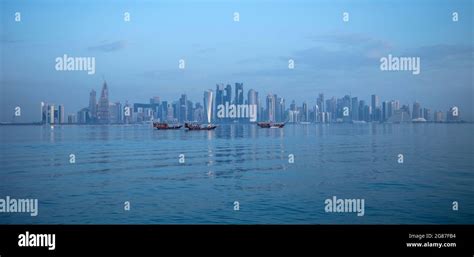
[1,0,473,122]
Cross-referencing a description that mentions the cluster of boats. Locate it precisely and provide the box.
[153,122,217,130]
[153,122,285,130]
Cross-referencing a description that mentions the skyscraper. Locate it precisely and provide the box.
[215,84,225,120]
[447,106,460,122]
[371,94,380,121]
[317,93,325,113]
[41,102,47,123]
[89,89,97,122]
[351,97,359,121]
[343,95,351,122]
[434,111,444,122]
[317,93,325,122]
[204,90,213,124]
[358,100,366,121]
[247,89,258,105]
[326,97,336,122]
[225,84,232,104]
[275,96,285,122]
[179,94,188,122]
[302,101,308,122]
[266,94,276,122]
[49,104,55,123]
[123,102,132,124]
[235,83,244,105]
[166,102,174,121]
[58,104,65,124]
[248,89,259,122]
[423,108,431,121]
[77,107,90,124]
[412,102,421,119]
[97,81,110,123]
[187,100,194,121]
[382,101,389,121]
[42,104,64,124]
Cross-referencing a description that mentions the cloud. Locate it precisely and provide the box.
[404,44,473,68]
[88,40,127,52]
[290,33,393,70]
[233,33,393,74]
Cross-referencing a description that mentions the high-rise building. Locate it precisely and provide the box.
[194,103,204,122]
[317,93,325,113]
[172,102,179,121]
[290,100,296,111]
[412,102,421,119]
[326,97,336,122]
[382,101,388,121]
[275,96,285,122]
[392,100,400,111]
[247,89,258,105]
[187,100,194,121]
[179,94,188,122]
[215,84,225,120]
[40,102,45,123]
[235,83,244,105]
[109,102,122,123]
[400,105,410,117]
[58,104,65,124]
[364,105,371,122]
[358,100,366,121]
[351,97,359,121]
[248,89,259,122]
[41,103,64,124]
[97,81,110,123]
[67,114,76,124]
[41,102,48,123]
[109,103,118,123]
[166,102,174,121]
[423,108,431,121]
[204,90,214,123]
[123,102,132,124]
[371,94,380,121]
[434,111,444,122]
[225,84,232,104]
[49,105,55,123]
[447,106,460,122]
[266,94,276,122]
[89,89,97,122]
[302,101,309,122]
[77,107,90,124]
[342,95,351,122]
[316,93,325,122]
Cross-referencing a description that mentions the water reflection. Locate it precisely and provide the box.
[1,123,473,224]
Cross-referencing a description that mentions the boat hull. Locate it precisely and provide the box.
[257,122,285,128]
[153,122,182,130]
[184,123,217,130]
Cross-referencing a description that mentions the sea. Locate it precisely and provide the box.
[0,123,473,224]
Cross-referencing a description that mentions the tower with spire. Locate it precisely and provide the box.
[97,80,110,123]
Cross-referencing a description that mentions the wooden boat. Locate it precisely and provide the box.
[153,122,182,130]
[257,122,285,128]
[184,123,217,130]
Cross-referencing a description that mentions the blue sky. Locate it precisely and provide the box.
[1,0,473,122]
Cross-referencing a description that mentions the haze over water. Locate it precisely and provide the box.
[0,123,473,224]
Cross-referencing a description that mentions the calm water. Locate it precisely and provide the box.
[1,123,473,224]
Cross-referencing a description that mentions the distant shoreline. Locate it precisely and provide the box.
[0,121,470,126]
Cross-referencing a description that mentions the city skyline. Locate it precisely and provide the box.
[1,0,472,122]
[31,81,463,125]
